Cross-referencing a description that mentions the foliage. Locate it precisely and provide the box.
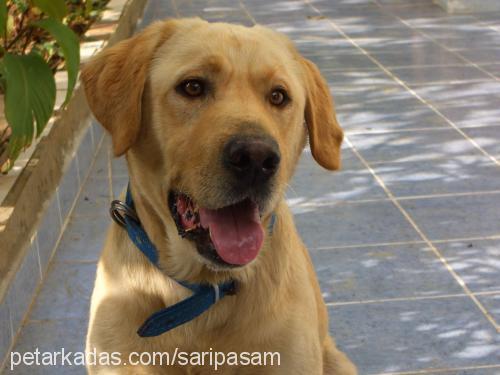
[0,0,108,172]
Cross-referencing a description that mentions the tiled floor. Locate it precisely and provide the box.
[7,0,500,374]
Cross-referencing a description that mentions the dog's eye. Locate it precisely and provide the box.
[177,79,206,98]
[269,88,289,107]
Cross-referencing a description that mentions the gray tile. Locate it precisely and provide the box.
[7,241,41,337]
[400,194,500,241]
[339,105,450,133]
[392,65,490,84]
[355,28,427,41]
[87,136,110,180]
[139,0,177,29]
[54,216,108,263]
[407,16,487,38]
[110,155,128,178]
[112,177,128,198]
[308,52,380,71]
[349,129,483,164]
[428,29,500,50]
[58,158,80,221]
[411,81,500,104]
[289,153,386,205]
[37,193,62,273]
[454,48,500,64]
[438,106,500,128]
[373,156,500,197]
[76,126,94,182]
[312,243,461,303]
[295,39,355,55]
[72,177,110,217]
[356,35,431,52]
[462,126,500,160]
[420,369,500,375]
[9,318,87,374]
[268,20,341,40]
[480,63,500,78]
[411,82,500,128]
[91,119,105,144]
[439,240,500,293]
[0,301,12,368]
[292,201,420,248]
[324,70,394,88]
[333,84,418,108]
[298,147,367,172]
[430,92,500,119]
[371,46,465,67]
[478,294,500,324]
[29,262,96,321]
[386,3,448,19]
[329,298,500,374]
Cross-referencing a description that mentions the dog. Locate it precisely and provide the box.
[81,18,357,374]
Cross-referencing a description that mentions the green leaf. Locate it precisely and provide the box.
[35,18,80,105]
[85,0,93,17]
[0,0,6,39]
[3,53,56,160]
[32,0,67,21]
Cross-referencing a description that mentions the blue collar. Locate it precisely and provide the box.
[110,185,275,337]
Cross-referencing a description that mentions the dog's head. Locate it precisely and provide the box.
[81,18,342,275]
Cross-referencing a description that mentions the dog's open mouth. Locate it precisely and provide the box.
[168,191,264,267]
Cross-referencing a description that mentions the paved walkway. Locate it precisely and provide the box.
[8,0,500,374]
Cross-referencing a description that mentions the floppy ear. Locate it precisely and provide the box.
[301,58,343,170]
[81,21,178,156]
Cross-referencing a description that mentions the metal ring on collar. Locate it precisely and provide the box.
[110,200,139,228]
[212,284,220,302]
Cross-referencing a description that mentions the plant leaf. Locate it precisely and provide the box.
[0,0,6,38]
[3,53,56,160]
[35,18,80,105]
[32,0,67,21]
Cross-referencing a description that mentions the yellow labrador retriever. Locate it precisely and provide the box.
[81,18,356,374]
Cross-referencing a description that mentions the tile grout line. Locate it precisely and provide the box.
[327,289,500,307]
[343,125,493,136]
[170,0,180,17]
[344,137,500,332]
[303,0,500,169]
[34,234,43,281]
[372,363,500,375]
[367,156,500,165]
[312,233,500,251]
[286,190,500,209]
[373,0,500,82]
[469,14,500,34]
[319,62,500,72]
[55,186,63,231]
[238,0,257,25]
[107,142,114,201]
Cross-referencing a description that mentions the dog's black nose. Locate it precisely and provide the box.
[223,136,280,183]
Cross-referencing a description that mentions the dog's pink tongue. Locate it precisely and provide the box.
[199,200,264,265]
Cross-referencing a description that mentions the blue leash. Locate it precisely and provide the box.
[110,185,273,338]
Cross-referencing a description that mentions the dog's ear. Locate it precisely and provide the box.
[81,21,178,156]
[301,58,343,170]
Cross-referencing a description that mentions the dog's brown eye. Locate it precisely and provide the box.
[177,79,205,98]
[269,88,289,107]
